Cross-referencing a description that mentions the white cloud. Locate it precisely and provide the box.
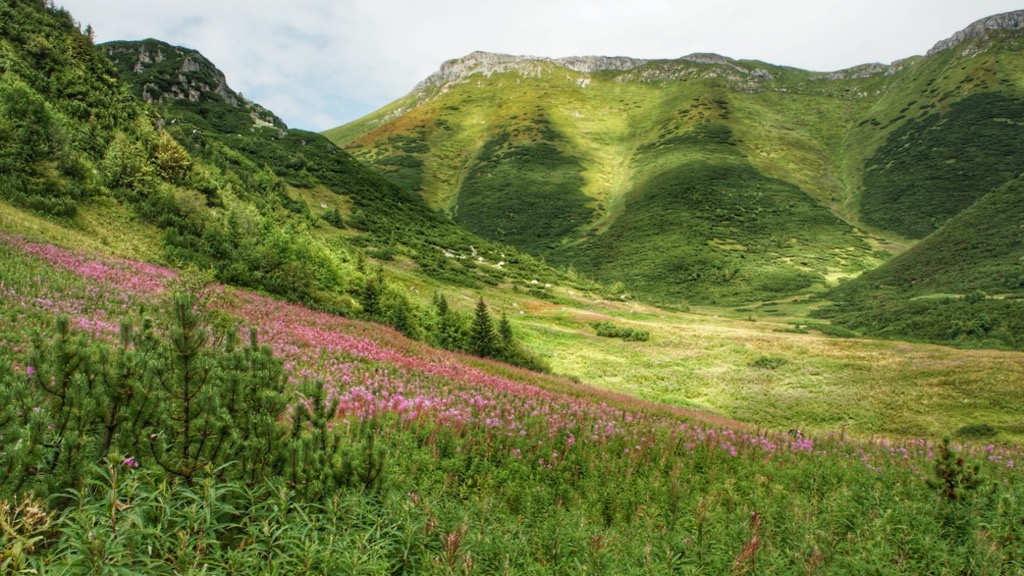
[59,0,1023,131]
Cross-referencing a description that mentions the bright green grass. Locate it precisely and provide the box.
[512,292,1024,443]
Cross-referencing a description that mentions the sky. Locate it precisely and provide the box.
[58,0,1024,132]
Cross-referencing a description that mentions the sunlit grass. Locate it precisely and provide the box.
[515,292,1024,442]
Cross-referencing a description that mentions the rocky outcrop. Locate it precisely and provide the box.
[415,50,783,97]
[105,40,240,106]
[927,10,1024,55]
[553,55,649,73]
[415,51,649,92]
[104,39,286,130]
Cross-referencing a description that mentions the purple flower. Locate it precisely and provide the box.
[121,456,139,468]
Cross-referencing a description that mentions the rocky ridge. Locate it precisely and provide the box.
[927,10,1024,55]
[415,51,648,92]
[104,39,285,129]
[415,50,788,95]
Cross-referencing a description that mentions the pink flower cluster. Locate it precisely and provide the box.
[3,235,1022,475]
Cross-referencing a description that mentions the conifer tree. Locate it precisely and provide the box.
[498,311,513,350]
[468,297,497,358]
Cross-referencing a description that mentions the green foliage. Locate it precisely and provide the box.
[153,129,191,185]
[565,129,854,304]
[3,237,1024,573]
[430,292,468,351]
[468,297,498,358]
[591,320,650,342]
[816,293,1024,349]
[455,126,594,255]
[749,356,787,370]
[0,0,139,217]
[101,131,155,192]
[861,93,1024,239]
[0,75,80,216]
[955,423,999,439]
[927,434,984,555]
[822,175,1024,348]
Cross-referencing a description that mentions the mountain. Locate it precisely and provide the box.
[326,11,1024,314]
[0,0,563,371]
[326,51,886,305]
[8,4,1024,572]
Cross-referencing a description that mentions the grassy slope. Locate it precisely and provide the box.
[6,1,1024,439]
[99,40,575,298]
[331,60,888,304]
[6,204,1024,444]
[814,176,1024,348]
[328,32,1024,337]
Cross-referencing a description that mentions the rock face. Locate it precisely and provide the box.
[103,39,286,130]
[104,39,239,106]
[414,50,787,97]
[415,51,649,92]
[927,10,1024,55]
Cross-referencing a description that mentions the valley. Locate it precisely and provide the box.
[3,0,1024,571]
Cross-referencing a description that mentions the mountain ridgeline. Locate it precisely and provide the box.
[327,11,1024,346]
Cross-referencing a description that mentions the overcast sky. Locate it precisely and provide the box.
[58,1,1023,132]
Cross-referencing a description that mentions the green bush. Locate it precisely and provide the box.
[955,423,999,439]
[591,321,650,342]
[749,356,788,370]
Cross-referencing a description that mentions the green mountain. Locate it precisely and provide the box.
[0,0,562,370]
[815,174,1024,348]
[326,11,1024,311]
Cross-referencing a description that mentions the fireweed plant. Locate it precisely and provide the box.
[1,234,1024,573]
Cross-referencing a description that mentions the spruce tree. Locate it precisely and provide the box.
[469,297,497,358]
[498,312,513,349]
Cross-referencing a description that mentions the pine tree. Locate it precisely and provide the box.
[468,297,497,358]
[498,312,513,348]
[359,267,383,319]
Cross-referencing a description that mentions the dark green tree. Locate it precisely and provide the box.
[359,266,384,320]
[146,294,227,485]
[498,311,514,350]
[0,76,78,215]
[928,435,981,501]
[468,297,497,358]
[432,292,466,351]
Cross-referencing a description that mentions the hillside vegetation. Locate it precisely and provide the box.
[5,206,1024,574]
[329,18,1024,343]
[0,0,572,372]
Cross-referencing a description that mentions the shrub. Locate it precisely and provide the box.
[591,321,650,342]
[749,356,787,370]
[955,423,998,439]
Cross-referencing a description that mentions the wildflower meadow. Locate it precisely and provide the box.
[2,234,1024,574]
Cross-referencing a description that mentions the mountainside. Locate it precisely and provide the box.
[0,0,567,372]
[327,11,1024,311]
